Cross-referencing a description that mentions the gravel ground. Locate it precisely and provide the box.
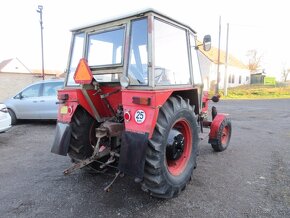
[0,99,289,217]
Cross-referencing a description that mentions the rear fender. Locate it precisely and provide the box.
[122,90,172,138]
[57,87,121,123]
[122,88,199,138]
[208,113,228,143]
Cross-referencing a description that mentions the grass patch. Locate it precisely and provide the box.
[215,85,290,99]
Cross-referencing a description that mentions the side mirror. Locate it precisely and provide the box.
[14,93,22,99]
[203,35,211,51]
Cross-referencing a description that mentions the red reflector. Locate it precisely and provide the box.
[74,58,93,84]
[132,97,151,106]
[124,111,131,121]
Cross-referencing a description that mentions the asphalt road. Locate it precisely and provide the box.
[0,99,289,218]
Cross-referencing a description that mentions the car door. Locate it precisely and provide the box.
[40,82,63,119]
[13,83,43,119]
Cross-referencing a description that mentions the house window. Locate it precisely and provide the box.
[232,74,235,83]
[239,75,242,84]
[228,74,232,83]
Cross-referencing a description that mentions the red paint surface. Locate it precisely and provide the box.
[122,89,173,138]
[209,113,227,140]
[202,91,209,113]
[57,86,122,123]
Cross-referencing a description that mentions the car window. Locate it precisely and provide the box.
[43,82,63,96]
[21,84,41,98]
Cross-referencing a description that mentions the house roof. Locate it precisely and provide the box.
[0,58,13,71]
[198,41,248,69]
[0,57,32,73]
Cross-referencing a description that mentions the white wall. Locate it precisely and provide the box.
[197,52,250,91]
[1,58,31,74]
[198,52,212,91]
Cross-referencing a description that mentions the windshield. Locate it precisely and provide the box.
[88,27,125,66]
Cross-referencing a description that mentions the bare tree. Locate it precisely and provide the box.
[281,68,290,82]
[247,50,263,73]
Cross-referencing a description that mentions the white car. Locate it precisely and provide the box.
[0,104,11,133]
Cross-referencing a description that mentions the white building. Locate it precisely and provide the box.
[198,45,250,91]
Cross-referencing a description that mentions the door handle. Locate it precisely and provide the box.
[33,101,38,103]
[39,100,45,102]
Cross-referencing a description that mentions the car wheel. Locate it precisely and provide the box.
[8,109,17,125]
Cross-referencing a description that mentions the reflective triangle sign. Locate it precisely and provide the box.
[73,58,93,84]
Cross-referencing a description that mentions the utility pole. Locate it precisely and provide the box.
[216,16,221,95]
[224,23,230,96]
[37,5,45,80]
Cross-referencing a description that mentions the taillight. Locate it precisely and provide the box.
[58,94,69,101]
[132,97,151,106]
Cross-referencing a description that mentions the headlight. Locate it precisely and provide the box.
[120,75,130,88]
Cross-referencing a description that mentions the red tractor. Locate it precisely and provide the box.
[51,9,232,199]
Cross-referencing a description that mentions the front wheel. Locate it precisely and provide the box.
[142,96,199,198]
[211,118,232,152]
[8,109,17,125]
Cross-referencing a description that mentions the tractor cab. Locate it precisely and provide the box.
[65,9,209,102]
[51,9,231,199]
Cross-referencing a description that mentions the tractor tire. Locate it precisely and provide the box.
[142,96,199,198]
[211,118,232,152]
[68,107,97,161]
[8,109,17,125]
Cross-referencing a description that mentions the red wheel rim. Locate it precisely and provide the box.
[166,119,192,176]
[221,125,229,145]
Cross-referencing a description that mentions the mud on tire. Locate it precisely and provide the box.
[68,107,97,161]
[142,96,199,198]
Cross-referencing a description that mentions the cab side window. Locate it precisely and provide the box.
[154,19,190,86]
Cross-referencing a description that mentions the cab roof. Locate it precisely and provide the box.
[71,8,197,34]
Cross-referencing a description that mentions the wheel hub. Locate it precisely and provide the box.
[166,129,184,161]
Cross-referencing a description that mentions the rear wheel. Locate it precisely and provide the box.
[142,96,199,198]
[68,107,97,161]
[211,118,232,152]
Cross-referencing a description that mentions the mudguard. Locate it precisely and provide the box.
[118,131,148,179]
[51,122,71,156]
[208,113,227,145]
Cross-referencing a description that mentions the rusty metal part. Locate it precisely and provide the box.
[102,121,124,137]
[99,152,120,169]
[104,171,122,192]
[63,122,123,175]
[63,126,109,175]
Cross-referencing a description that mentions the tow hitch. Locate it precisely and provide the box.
[63,127,109,175]
[63,122,124,191]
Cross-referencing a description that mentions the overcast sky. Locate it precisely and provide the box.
[0,0,289,79]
